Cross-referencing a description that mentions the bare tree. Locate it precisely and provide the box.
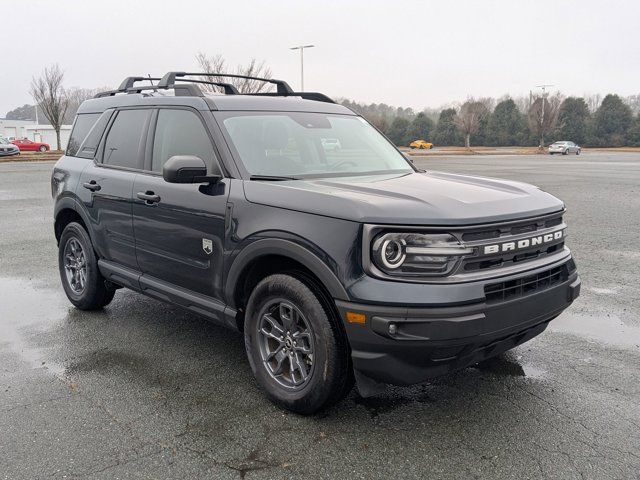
[454,99,490,148]
[64,86,111,123]
[30,64,69,150]
[527,93,563,148]
[584,93,603,113]
[195,53,273,94]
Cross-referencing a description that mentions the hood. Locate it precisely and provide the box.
[243,171,564,225]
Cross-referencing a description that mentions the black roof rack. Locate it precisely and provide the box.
[94,76,161,98]
[93,72,335,104]
[158,72,295,95]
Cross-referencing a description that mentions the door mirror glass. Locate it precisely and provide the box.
[163,155,220,183]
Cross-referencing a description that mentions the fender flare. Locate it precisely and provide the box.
[225,238,349,307]
[54,196,95,244]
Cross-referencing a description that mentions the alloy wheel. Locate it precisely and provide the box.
[257,299,315,390]
[63,237,87,293]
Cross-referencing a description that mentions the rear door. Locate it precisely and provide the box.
[77,108,152,269]
[132,107,229,299]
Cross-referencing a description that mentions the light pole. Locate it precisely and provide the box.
[290,45,315,91]
[535,84,554,148]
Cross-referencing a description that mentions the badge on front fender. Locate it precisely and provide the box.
[202,238,213,255]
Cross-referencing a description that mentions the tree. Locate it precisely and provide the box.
[527,93,562,148]
[5,104,44,121]
[627,115,640,147]
[556,97,590,144]
[433,108,460,146]
[592,94,633,146]
[30,64,69,151]
[387,117,411,146]
[64,86,111,123]
[486,98,526,146]
[454,100,490,148]
[407,112,435,141]
[195,53,273,93]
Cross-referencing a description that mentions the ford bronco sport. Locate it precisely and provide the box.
[52,72,581,414]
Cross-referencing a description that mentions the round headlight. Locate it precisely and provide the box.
[380,238,406,269]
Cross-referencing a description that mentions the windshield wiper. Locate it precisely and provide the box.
[249,175,300,181]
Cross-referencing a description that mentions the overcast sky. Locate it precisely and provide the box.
[1,0,639,116]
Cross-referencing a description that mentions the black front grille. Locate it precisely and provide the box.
[484,265,568,303]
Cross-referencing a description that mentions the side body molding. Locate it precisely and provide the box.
[225,238,350,307]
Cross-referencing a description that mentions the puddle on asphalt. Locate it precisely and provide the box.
[550,312,640,348]
[0,277,67,375]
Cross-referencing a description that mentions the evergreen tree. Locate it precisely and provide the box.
[556,97,590,144]
[487,99,526,146]
[387,117,411,146]
[407,112,435,141]
[627,115,640,147]
[433,108,461,146]
[592,94,633,146]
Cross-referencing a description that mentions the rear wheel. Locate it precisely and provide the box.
[58,222,115,310]
[244,274,352,414]
[39,145,47,152]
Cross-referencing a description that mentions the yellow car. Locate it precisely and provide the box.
[409,140,434,149]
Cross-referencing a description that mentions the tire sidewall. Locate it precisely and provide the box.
[244,274,339,413]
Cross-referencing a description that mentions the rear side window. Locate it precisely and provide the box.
[102,109,149,169]
[66,113,100,156]
[151,109,214,173]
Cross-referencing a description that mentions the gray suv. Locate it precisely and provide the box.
[52,72,581,413]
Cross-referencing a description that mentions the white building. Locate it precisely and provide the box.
[0,118,72,150]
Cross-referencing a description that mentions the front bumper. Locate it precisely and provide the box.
[0,150,20,157]
[336,260,580,385]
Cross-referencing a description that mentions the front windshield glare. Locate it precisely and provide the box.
[220,112,413,178]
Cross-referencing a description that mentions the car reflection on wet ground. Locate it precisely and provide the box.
[1,154,639,479]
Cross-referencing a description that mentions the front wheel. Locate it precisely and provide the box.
[576,149,581,155]
[244,274,352,414]
[563,149,569,155]
[58,222,115,310]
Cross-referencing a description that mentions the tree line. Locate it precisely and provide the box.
[7,59,640,150]
[340,93,640,148]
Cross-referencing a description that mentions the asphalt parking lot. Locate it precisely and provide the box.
[1,153,639,479]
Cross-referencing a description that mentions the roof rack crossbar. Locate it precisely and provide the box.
[94,76,162,98]
[167,78,240,95]
[158,72,294,95]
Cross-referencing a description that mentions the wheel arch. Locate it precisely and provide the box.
[226,239,350,330]
[54,197,93,245]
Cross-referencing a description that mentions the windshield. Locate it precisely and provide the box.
[217,112,413,178]
[0,137,9,144]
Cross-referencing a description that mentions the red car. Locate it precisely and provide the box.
[12,138,50,152]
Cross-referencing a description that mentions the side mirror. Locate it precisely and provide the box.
[162,155,221,184]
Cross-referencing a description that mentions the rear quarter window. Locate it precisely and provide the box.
[66,114,100,156]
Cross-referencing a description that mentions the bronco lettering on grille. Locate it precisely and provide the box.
[483,230,564,255]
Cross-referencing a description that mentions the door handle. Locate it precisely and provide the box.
[137,191,161,204]
[82,180,101,191]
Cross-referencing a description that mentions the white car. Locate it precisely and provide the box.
[549,141,581,155]
[0,136,20,157]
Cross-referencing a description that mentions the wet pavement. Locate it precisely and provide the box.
[1,154,639,479]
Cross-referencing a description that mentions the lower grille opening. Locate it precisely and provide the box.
[484,265,568,303]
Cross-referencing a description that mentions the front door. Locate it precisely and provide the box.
[132,108,229,299]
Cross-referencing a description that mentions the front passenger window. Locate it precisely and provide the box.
[152,109,215,173]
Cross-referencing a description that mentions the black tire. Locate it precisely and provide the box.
[39,145,47,152]
[576,149,581,155]
[244,273,352,414]
[58,222,115,310]
[563,149,568,155]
